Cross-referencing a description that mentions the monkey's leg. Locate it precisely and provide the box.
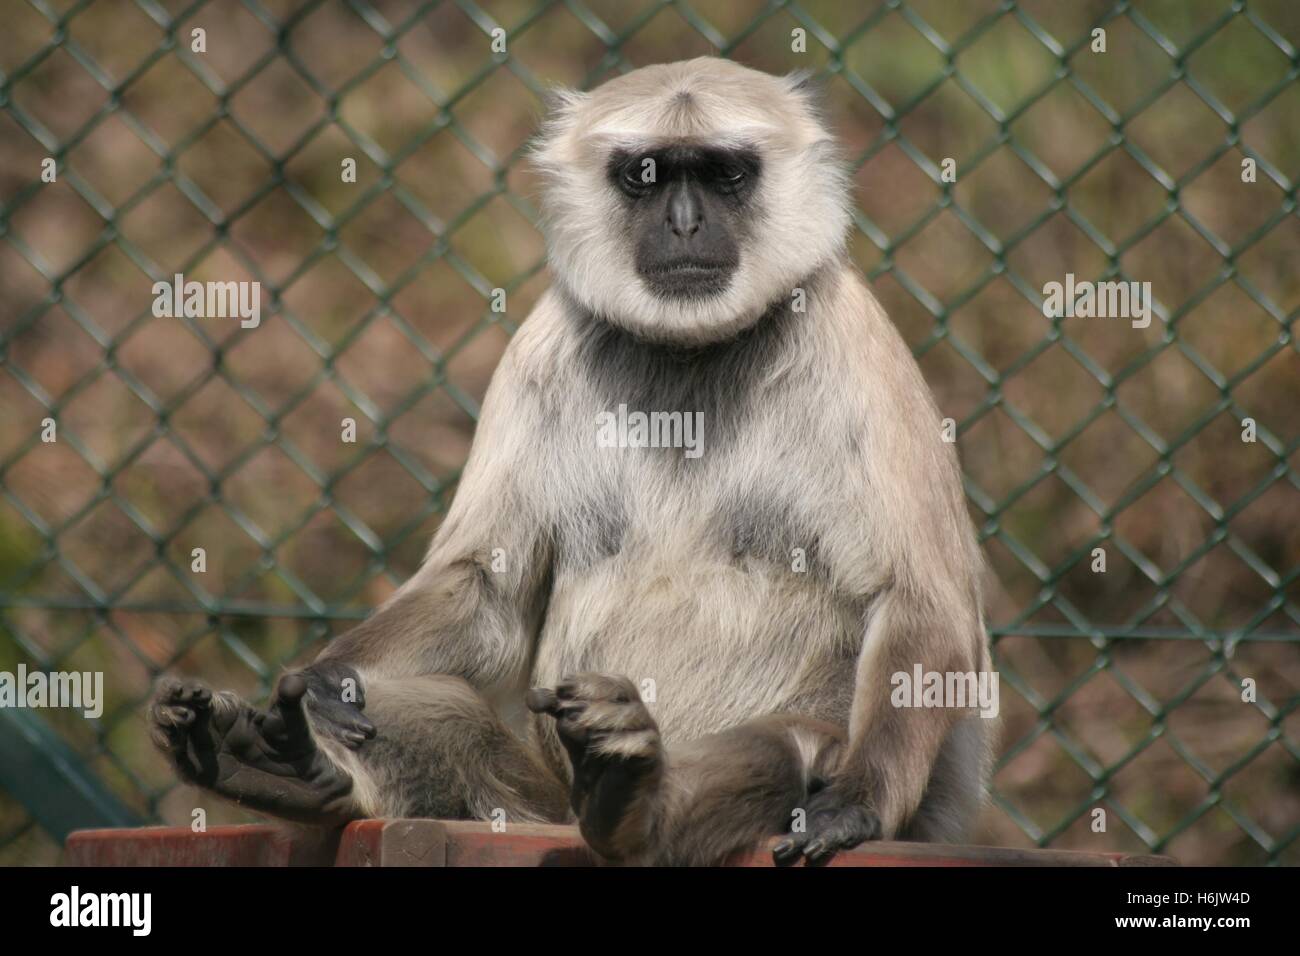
[528,672,853,866]
[151,670,569,826]
[358,674,570,822]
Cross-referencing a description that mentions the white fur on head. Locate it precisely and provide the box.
[532,58,851,345]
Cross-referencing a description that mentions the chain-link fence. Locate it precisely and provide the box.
[0,0,1297,866]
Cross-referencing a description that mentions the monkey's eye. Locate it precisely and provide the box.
[620,158,654,195]
[715,164,747,191]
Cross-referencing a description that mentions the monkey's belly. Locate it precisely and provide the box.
[534,561,861,745]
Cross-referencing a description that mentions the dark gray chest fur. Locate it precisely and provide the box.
[548,291,827,578]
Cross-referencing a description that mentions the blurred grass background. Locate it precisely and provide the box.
[0,0,1297,865]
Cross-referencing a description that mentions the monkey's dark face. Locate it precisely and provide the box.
[608,146,759,302]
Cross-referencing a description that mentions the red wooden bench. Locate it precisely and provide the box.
[65,820,1175,867]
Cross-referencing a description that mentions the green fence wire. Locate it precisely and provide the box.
[0,0,1297,865]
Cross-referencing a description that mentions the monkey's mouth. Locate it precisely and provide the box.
[640,260,735,299]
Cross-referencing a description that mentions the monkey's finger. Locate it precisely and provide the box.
[349,712,377,738]
[525,688,560,715]
[305,694,377,742]
[269,672,312,744]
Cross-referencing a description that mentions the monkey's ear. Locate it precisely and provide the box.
[540,86,589,122]
[532,86,589,171]
[783,69,829,117]
[784,68,817,92]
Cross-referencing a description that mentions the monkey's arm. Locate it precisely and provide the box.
[803,282,991,847]
[317,326,556,693]
[148,327,563,824]
[821,582,986,841]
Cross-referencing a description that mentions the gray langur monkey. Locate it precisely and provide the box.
[150,57,997,866]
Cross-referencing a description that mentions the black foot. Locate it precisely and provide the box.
[149,673,356,824]
[772,787,881,866]
[527,672,662,860]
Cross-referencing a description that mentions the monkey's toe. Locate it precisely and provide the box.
[152,677,213,716]
[148,678,217,768]
[252,672,316,757]
[774,792,880,867]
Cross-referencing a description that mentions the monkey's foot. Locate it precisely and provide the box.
[772,786,881,866]
[526,672,663,861]
[149,673,357,824]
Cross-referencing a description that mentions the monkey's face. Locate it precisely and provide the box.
[534,58,851,346]
[609,144,756,303]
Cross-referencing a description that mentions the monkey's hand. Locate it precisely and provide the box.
[773,785,881,866]
[526,673,664,862]
[300,661,376,750]
[149,674,357,825]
